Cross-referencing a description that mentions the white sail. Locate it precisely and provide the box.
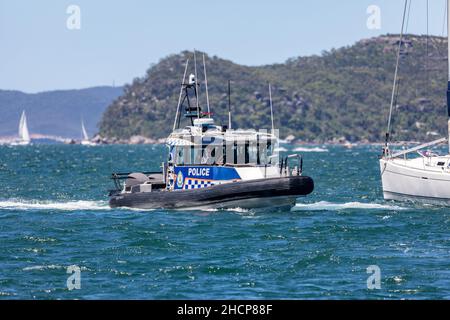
[18,110,30,143]
[81,119,89,141]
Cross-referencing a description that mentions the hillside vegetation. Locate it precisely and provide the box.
[99,35,449,143]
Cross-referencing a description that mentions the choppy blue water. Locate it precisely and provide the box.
[1,144,450,299]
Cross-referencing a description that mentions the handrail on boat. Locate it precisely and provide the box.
[110,171,162,179]
[280,154,303,176]
[389,137,447,159]
[110,171,163,191]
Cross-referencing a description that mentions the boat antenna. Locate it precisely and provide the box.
[173,59,189,131]
[269,83,274,133]
[228,80,232,129]
[385,0,408,153]
[194,50,200,119]
[426,0,429,100]
[447,0,450,152]
[202,53,211,116]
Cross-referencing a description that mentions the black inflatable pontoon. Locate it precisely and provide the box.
[109,175,313,210]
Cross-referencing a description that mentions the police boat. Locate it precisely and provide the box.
[108,54,314,210]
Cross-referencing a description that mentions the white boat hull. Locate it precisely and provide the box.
[10,140,30,146]
[81,140,96,146]
[380,157,450,204]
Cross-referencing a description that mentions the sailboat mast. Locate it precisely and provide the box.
[447,0,450,152]
[385,0,408,152]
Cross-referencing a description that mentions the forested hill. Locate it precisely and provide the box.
[99,34,449,143]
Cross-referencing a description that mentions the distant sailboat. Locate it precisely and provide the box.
[11,110,31,145]
[80,119,95,145]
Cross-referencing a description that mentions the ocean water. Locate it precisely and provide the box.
[1,144,450,299]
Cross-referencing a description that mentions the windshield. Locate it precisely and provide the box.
[171,137,277,166]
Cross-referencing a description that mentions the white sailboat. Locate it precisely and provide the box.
[380,0,450,204]
[80,119,95,145]
[11,110,31,145]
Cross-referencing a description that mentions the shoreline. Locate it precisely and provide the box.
[0,133,444,147]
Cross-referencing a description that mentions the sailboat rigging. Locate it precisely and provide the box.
[380,0,450,204]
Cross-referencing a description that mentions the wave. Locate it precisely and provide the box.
[22,265,90,271]
[22,264,64,271]
[293,147,329,152]
[196,207,252,215]
[0,199,406,213]
[201,208,241,212]
[0,199,109,211]
[292,201,406,211]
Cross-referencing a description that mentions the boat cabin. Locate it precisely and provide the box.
[165,118,286,190]
[167,118,279,167]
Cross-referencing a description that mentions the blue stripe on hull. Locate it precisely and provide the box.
[174,166,241,190]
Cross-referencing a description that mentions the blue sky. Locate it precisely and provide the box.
[0,0,447,92]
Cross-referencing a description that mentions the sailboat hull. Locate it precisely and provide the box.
[81,140,96,146]
[380,158,450,204]
[10,141,30,146]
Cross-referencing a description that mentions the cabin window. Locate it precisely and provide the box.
[437,162,445,166]
[267,140,274,163]
[174,136,275,166]
[192,145,202,164]
[225,140,234,165]
[222,145,227,165]
[221,140,258,165]
[213,145,224,165]
[256,139,274,165]
[248,140,258,164]
[174,146,184,165]
[173,146,194,165]
[176,142,222,165]
[201,144,217,165]
[258,139,266,165]
[245,141,250,164]
[236,141,246,165]
[209,137,277,166]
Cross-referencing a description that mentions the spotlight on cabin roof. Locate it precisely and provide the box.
[193,118,215,126]
[188,74,196,85]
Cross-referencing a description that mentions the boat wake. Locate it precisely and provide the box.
[0,199,407,213]
[293,147,329,152]
[0,200,255,213]
[200,207,251,213]
[0,199,109,211]
[292,201,406,211]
